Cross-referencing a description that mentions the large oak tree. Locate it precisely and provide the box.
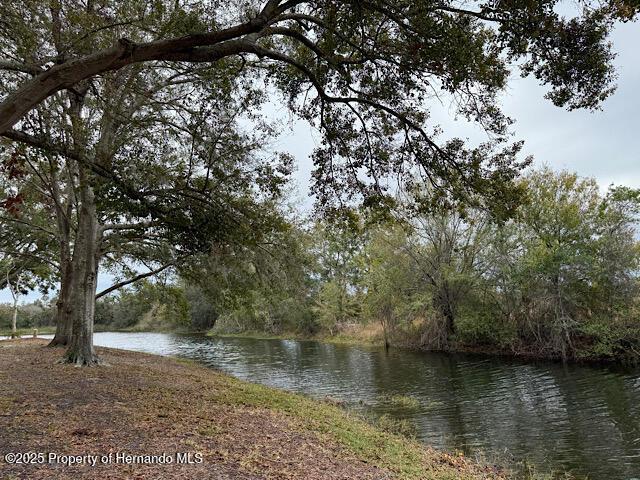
[1,1,636,203]
[1,53,291,364]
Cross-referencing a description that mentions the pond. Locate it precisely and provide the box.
[56,332,640,479]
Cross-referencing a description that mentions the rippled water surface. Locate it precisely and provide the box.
[83,332,640,479]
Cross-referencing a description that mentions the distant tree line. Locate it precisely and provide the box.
[0,299,55,333]
[93,282,215,332]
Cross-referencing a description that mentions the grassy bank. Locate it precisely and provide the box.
[0,339,514,480]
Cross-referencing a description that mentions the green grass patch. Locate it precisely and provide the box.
[379,394,421,410]
[209,374,493,480]
[373,413,418,438]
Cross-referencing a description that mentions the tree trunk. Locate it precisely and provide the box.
[444,305,455,337]
[49,91,80,347]
[380,307,391,350]
[435,287,456,341]
[7,270,19,339]
[48,258,73,346]
[64,169,101,366]
[11,297,17,338]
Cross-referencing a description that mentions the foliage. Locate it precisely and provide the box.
[94,168,640,362]
[184,284,219,331]
[0,299,55,330]
[95,280,191,331]
[312,280,359,336]
[380,394,421,411]
[1,0,636,215]
[361,224,430,345]
[478,168,640,360]
[209,168,640,363]
[190,215,318,335]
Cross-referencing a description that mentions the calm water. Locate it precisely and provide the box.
[69,332,640,479]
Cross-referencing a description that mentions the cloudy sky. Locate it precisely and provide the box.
[1,20,638,304]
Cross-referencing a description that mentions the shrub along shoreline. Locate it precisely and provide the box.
[208,323,640,366]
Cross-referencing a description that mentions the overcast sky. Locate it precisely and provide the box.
[2,20,638,304]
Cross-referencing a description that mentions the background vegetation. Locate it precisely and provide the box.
[7,167,636,362]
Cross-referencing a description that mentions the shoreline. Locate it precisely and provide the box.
[11,326,636,368]
[207,329,640,367]
[0,338,513,479]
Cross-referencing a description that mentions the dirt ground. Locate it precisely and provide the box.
[0,339,504,480]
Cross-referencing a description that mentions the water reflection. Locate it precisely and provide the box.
[77,332,640,479]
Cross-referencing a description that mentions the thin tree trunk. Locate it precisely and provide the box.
[6,268,19,338]
[382,326,390,350]
[444,305,455,337]
[380,307,391,350]
[435,286,456,340]
[11,296,17,338]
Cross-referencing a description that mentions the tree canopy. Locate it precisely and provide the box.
[1,0,637,212]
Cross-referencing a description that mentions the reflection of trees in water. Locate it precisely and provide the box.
[139,333,640,480]
[547,365,640,477]
[309,343,378,399]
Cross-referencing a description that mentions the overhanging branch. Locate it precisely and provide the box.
[95,263,173,299]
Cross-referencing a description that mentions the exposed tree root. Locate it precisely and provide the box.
[61,349,104,367]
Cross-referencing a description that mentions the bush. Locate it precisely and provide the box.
[455,302,515,348]
[576,317,640,361]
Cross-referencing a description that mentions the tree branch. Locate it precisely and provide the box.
[0,60,44,75]
[95,263,173,299]
[0,15,274,133]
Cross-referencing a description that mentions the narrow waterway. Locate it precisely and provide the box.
[66,332,640,479]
